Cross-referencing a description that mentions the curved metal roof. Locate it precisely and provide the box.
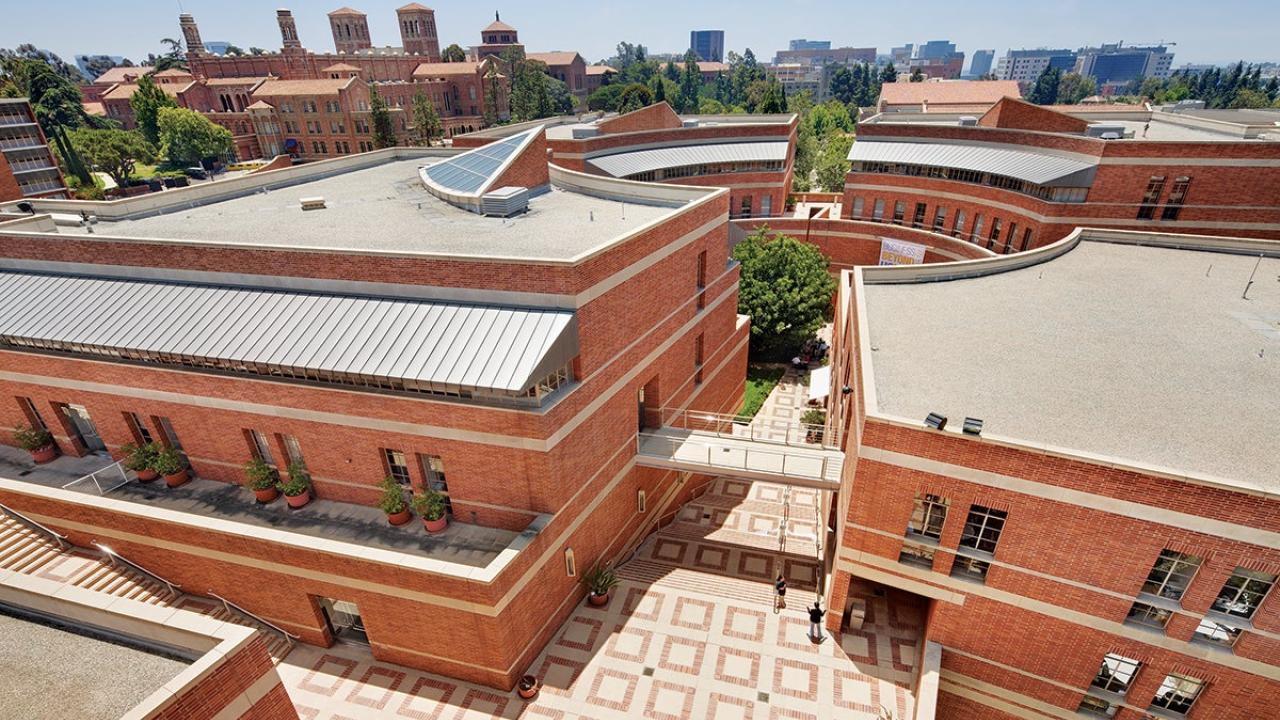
[587,141,790,178]
[0,272,577,398]
[848,140,1097,186]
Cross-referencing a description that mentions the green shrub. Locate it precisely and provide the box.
[121,442,160,471]
[13,425,53,451]
[581,564,619,596]
[413,487,447,521]
[150,446,185,475]
[378,476,408,515]
[277,467,311,497]
[243,457,278,490]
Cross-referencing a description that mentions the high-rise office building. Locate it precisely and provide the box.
[968,49,995,77]
[789,38,831,51]
[689,29,725,62]
[1075,43,1175,86]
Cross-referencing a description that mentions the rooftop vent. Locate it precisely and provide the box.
[958,116,978,126]
[300,196,326,211]
[682,119,700,128]
[924,412,948,431]
[571,126,600,139]
[1086,124,1128,139]
[481,186,530,217]
[1166,99,1207,114]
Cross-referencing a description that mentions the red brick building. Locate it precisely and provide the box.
[827,227,1280,719]
[457,102,800,219]
[845,98,1280,251]
[0,98,68,201]
[0,137,750,690]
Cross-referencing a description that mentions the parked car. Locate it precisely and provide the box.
[184,166,208,180]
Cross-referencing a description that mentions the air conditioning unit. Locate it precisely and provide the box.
[300,196,326,210]
[571,126,600,139]
[481,186,530,217]
[1086,124,1127,139]
[958,116,978,126]
[682,119,700,128]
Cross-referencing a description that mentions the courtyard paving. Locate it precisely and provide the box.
[277,478,921,719]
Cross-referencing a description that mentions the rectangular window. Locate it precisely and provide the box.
[1137,176,1166,220]
[1161,177,1191,220]
[739,195,752,217]
[282,434,305,467]
[951,209,966,238]
[958,505,1006,555]
[988,217,1002,249]
[1091,654,1141,696]
[892,200,906,225]
[931,205,946,232]
[1140,549,1201,602]
[1126,601,1173,630]
[971,214,984,243]
[17,397,48,431]
[898,542,936,569]
[696,251,707,290]
[1193,617,1242,648]
[1004,222,1018,254]
[761,195,772,216]
[383,448,412,486]
[694,333,704,384]
[950,555,991,581]
[911,202,927,229]
[1211,567,1275,619]
[1021,227,1033,251]
[248,430,274,464]
[1149,674,1205,716]
[124,412,154,445]
[1077,695,1118,718]
[872,198,885,221]
[851,197,864,219]
[418,454,452,517]
[907,494,948,540]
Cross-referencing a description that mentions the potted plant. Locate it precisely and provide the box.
[517,674,540,700]
[14,425,56,464]
[581,564,619,607]
[279,461,312,508]
[244,457,279,503]
[121,442,160,481]
[413,487,448,533]
[379,476,412,526]
[151,446,189,488]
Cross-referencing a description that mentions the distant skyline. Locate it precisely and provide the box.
[5,0,1279,72]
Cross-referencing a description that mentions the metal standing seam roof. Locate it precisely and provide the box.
[422,126,540,196]
[587,141,791,178]
[848,140,1098,186]
[0,272,577,397]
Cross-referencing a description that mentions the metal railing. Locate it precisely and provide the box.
[92,542,182,600]
[660,407,841,449]
[208,591,300,647]
[638,432,835,484]
[62,460,130,495]
[0,501,69,549]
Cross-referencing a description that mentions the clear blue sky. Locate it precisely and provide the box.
[6,0,1278,69]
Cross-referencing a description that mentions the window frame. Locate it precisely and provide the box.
[1090,653,1141,696]
[907,493,949,541]
[1211,567,1276,620]
[957,504,1007,556]
[1140,549,1202,602]
[1149,673,1205,716]
[383,448,412,486]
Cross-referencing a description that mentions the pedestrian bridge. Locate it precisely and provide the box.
[635,409,844,490]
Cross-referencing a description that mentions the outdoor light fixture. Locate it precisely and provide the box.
[924,412,947,430]
[841,385,853,395]
[963,417,984,435]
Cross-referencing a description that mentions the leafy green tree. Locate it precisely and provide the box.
[610,42,648,71]
[70,128,154,185]
[2,58,94,184]
[1,45,84,82]
[223,45,244,56]
[650,75,667,104]
[442,44,467,63]
[663,61,679,82]
[369,87,397,148]
[679,50,702,113]
[880,63,898,84]
[249,47,267,55]
[1055,73,1097,105]
[828,66,855,105]
[1229,88,1271,109]
[411,89,441,146]
[814,133,854,192]
[588,83,626,111]
[509,58,551,121]
[153,38,187,72]
[790,131,819,191]
[909,67,924,83]
[157,107,231,166]
[758,80,786,113]
[130,75,177,146]
[733,227,836,358]
[79,55,133,82]
[1026,66,1061,105]
[483,66,500,126]
[546,76,575,115]
[617,83,654,113]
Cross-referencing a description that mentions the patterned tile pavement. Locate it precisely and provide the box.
[277,478,920,719]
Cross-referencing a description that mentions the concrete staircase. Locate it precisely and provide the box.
[0,511,294,661]
[617,478,824,609]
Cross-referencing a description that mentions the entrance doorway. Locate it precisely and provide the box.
[62,404,106,454]
[318,597,369,645]
[638,377,661,432]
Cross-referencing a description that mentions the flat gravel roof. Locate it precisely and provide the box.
[863,240,1280,487]
[70,160,679,261]
[0,611,189,720]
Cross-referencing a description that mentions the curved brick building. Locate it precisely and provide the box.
[845,98,1280,252]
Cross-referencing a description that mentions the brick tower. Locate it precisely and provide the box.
[178,13,206,55]
[277,9,303,50]
[328,8,371,55]
[397,3,440,61]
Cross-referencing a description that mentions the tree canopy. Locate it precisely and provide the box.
[909,67,924,83]
[1118,61,1280,108]
[733,227,837,359]
[441,44,467,63]
[1026,66,1062,105]
[157,106,232,166]
[130,75,178,146]
[369,87,397,148]
[70,128,154,185]
[1,54,96,184]
[411,89,442,146]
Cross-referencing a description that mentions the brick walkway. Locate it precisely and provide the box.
[277,478,921,719]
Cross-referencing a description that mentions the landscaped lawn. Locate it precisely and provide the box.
[736,364,785,422]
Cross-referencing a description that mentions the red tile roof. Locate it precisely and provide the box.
[878,80,1022,108]
[252,78,356,97]
[328,7,365,15]
[93,65,152,84]
[412,61,483,78]
[526,52,582,67]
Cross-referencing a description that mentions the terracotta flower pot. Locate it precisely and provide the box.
[517,675,540,700]
[30,444,57,464]
[588,591,610,607]
[387,508,412,526]
[253,486,279,503]
[163,469,189,488]
[285,489,312,508]
[135,468,159,482]
[423,515,448,534]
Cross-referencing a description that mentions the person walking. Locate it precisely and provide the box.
[808,601,826,644]
[774,574,787,612]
